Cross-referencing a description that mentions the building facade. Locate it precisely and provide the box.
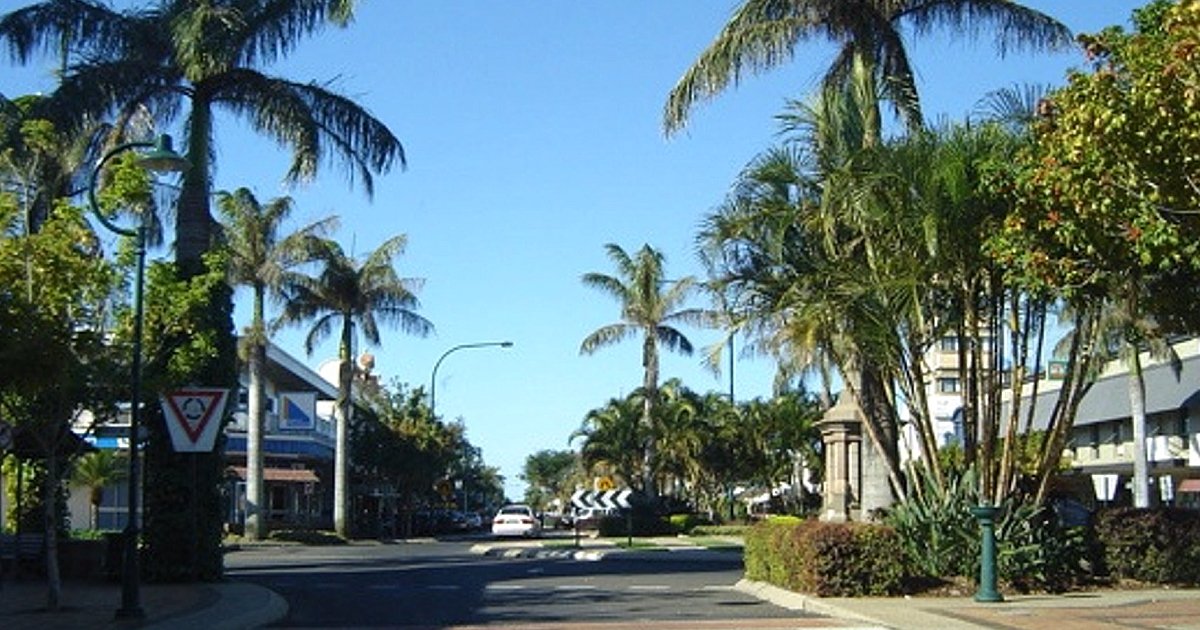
[64,341,338,533]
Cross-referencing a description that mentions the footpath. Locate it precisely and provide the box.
[1,535,1198,629]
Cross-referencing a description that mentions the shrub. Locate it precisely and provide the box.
[668,513,710,534]
[744,517,904,596]
[1093,508,1200,585]
[884,467,1091,592]
[997,502,1091,592]
[884,467,979,578]
[597,511,674,537]
[743,516,804,588]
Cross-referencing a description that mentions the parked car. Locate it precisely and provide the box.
[491,504,542,538]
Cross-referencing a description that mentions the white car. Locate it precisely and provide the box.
[491,504,542,538]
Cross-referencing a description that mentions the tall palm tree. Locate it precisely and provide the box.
[2,0,403,575]
[72,450,128,531]
[579,243,705,502]
[217,187,335,540]
[276,234,433,537]
[664,0,1071,143]
[0,0,404,272]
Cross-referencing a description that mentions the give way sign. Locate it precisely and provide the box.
[160,388,229,452]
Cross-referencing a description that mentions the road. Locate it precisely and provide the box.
[224,535,847,629]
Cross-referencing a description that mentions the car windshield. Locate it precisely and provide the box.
[499,507,530,516]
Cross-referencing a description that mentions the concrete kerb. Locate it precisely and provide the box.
[734,579,890,628]
[142,581,289,630]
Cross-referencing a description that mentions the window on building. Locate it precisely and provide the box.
[940,336,959,352]
[937,377,960,393]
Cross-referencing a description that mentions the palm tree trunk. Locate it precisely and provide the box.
[642,336,659,503]
[177,92,215,273]
[851,53,882,149]
[1128,344,1150,508]
[246,287,267,539]
[334,320,354,537]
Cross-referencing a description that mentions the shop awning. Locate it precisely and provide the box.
[228,466,319,484]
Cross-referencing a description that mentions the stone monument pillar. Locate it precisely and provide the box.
[817,388,865,522]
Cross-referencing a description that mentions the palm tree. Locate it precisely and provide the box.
[217,187,335,540]
[571,395,645,489]
[276,235,433,537]
[579,243,705,502]
[0,0,404,272]
[2,0,402,574]
[663,0,1071,143]
[72,450,127,531]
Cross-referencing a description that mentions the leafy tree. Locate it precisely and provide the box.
[217,187,334,540]
[276,235,433,536]
[0,198,116,607]
[0,94,102,233]
[521,450,577,512]
[664,0,1071,143]
[991,0,1200,503]
[579,243,706,502]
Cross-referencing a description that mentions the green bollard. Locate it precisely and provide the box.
[970,505,1004,603]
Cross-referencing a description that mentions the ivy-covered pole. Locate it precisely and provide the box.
[87,134,189,619]
[970,505,1003,603]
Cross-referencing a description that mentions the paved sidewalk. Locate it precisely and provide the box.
[0,575,285,630]
[740,580,1200,630]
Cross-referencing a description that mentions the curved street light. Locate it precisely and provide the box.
[87,134,189,620]
[429,341,513,514]
[429,341,514,418]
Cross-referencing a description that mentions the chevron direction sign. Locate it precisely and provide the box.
[571,488,635,510]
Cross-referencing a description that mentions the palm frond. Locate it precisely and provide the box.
[579,323,636,355]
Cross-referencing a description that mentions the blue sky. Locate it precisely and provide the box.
[3,1,1146,501]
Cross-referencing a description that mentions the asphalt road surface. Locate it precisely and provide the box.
[224,538,841,629]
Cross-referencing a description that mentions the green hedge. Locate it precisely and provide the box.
[597,512,675,537]
[1094,508,1200,585]
[744,517,904,596]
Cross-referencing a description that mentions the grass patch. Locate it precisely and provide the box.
[683,536,744,551]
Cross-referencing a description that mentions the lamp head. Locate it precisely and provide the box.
[136,134,189,174]
[500,341,514,348]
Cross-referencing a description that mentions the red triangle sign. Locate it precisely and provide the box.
[161,388,229,452]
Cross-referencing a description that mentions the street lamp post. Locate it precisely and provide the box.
[430,341,513,513]
[429,341,514,417]
[87,135,189,620]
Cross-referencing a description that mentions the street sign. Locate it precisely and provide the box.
[570,489,593,510]
[161,388,229,452]
[571,487,637,510]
